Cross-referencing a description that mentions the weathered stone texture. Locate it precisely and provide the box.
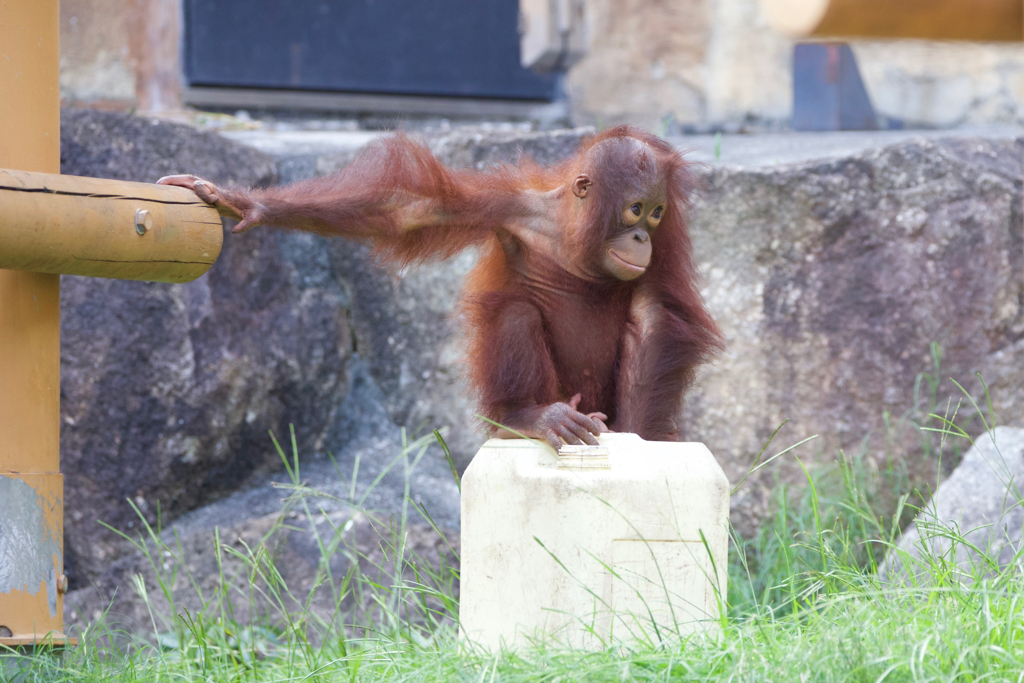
[60,108,276,186]
[687,137,1024,500]
[59,109,352,585]
[427,127,595,169]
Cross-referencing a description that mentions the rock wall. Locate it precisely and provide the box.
[59,109,353,585]
[688,137,1024,522]
[60,0,181,110]
[58,110,471,590]
[65,509,458,640]
[569,0,1024,131]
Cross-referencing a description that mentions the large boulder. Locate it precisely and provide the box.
[688,137,1024,524]
[59,109,353,586]
[881,427,1024,582]
[61,109,277,188]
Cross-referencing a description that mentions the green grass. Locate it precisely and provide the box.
[3,378,1022,682]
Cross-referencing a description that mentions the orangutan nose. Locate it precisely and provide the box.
[632,229,649,244]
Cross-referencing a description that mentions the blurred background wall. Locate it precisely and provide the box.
[58,0,1024,131]
[60,0,180,111]
[569,0,1024,131]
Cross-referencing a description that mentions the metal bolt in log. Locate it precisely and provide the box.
[0,169,223,283]
[758,0,1024,41]
[135,208,154,235]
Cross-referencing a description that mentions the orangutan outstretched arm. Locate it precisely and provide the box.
[158,134,530,266]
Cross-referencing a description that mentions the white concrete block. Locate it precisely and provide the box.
[459,433,730,650]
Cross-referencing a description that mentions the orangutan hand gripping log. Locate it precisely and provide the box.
[158,126,722,452]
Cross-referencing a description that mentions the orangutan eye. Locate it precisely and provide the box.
[630,203,642,216]
[652,206,663,219]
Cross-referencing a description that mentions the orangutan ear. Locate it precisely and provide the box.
[571,174,592,198]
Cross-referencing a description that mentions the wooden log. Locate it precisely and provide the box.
[759,0,1024,41]
[0,169,223,283]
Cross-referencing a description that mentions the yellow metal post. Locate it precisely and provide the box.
[0,0,69,646]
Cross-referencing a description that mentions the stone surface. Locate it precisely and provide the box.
[566,0,1024,131]
[224,129,382,185]
[881,427,1024,582]
[61,108,278,186]
[314,126,593,176]
[59,0,137,106]
[853,40,1024,129]
[59,109,353,587]
[672,125,1024,167]
[687,136,1024,520]
[60,0,182,111]
[426,127,596,169]
[565,0,712,131]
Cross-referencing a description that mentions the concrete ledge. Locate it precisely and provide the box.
[184,86,568,121]
[674,126,1024,167]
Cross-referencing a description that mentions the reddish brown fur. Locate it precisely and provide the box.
[213,125,722,442]
[462,127,720,439]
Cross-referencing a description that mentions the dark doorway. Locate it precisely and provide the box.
[184,0,558,101]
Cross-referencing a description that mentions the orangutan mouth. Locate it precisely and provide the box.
[609,249,647,274]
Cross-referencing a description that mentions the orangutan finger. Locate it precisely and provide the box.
[544,432,563,452]
[231,216,259,234]
[563,419,597,445]
[192,181,220,205]
[156,174,196,190]
[570,411,603,437]
[555,425,582,446]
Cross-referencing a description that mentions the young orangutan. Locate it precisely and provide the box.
[158,125,722,452]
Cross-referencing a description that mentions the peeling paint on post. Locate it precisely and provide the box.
[0,475,63,620]
[0,473,66,642]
